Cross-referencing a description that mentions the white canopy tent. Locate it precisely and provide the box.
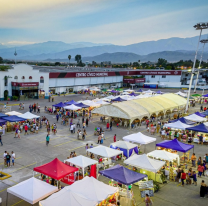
[18,112,40,119]
[96,100,110,105]
[83,101,100,107]
[144,89,153,93]
[6,177,58,205]
[106,95,116,100]
[124,154,165,173]
[65,155,98,178]
[110,141,138,158]
[164,121,193,130]
[147,150,180,165]
[175,91,187,97]
[123,132,156,145]
[5,111,22,116]
[184,114,207,122]
[39,190,97,206]
[87,145,123,158]
[122,91,130,95]
[64,104,82,110]
[124,89,134,92]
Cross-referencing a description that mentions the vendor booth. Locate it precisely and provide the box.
[40,176,118,206]
[6,177,58,206]
[169,117,195,125]
[110,141,138,158]
[2,115,26,122]
[87,145,123,169]
[164,120,193,130]
[75,103,90,108]
[0,113,8,118]
[184,114,207,122]
[18,112,40,119]
[52,102,66,108]
[65,155,98,179]
[195,112,206,117]
[124,154,165,183]
[65,100,78,105]
[64,104,82,111]
[33,158,78,185]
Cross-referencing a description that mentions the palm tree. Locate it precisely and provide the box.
[68,55,71,65]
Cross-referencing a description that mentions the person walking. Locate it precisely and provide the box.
[70,124,74,134]
[82,129,87,140]
[86,118,89,127]
[73,123,76,133]
[200,180,207,198]
[110,121,112,131]
[98,134,102,144]
[53,123,57,135]
[85,144,89,156]
[145,194,152,206]
[181,170,186,187]
[106,122,110,130]
[56,114,59,122]
[17,129,21,139]
[191,153,197,167]
[198,164,204,177]
[46,134,50,146]
[3,151,7,166]
[11,151,15,166]
[0,134,3,146]
[114,134,116,142]
[36,125,39,134]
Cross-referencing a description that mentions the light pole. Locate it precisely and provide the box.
[14,48,17,64]
[185,22,208,112]
[193,39,208,93]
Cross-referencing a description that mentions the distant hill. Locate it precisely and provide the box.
[0,34,207,61]
[44,50,208,63]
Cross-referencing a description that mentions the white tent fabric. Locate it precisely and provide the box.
[110,141,137,150]
[83,101,100,107]
[123,132,156,145]
[147,150,180,165]
[5,111,22,116]
[65,155,98,177]
[164,120,193,130]
[18,112,40,119]
[67,176,118,202]
[122,92,130,95]
[106,95,116,99]
[184,114,207,122]
[64,104,82,110]
[96,100,110,105]
[175,91,187,97]
[144,90,153,93]
[7,177,58,205]
[124,154,165,172]
[87,145,123,158]
[124,89,134,92]
[40,190,97,206]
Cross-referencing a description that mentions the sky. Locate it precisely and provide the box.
[0,0,208,46]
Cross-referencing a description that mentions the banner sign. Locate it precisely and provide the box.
[11,82,39,87]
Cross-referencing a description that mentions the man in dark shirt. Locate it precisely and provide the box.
[0,135,3,146]
[6,152,11,167]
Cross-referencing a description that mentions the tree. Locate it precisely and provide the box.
[75,55,82,64]
[0,56,3,64]
[157,58,167,67]
[133,62,139,67]
[55,62,61,66]
[68,55,71,64]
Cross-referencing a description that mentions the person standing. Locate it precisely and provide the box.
[3,151,7,166]
[181,169,186,187]
[11,151,15,166]
[82,129,87,140]
[36,125,39,134]
[198,164,204,177]
[2,124,6,135]
[85,144,89,156]
[106,122,110,130]
[82,117,84,124]
[0,135,3,146]
[86,118,89,127]
[77,119,80,128]
[53,123,57,135]
[110,121,112,131]
[191,153,197,167]
[70,124,74,134]
[6,152,11,167]
[144,194,151,206]
[73,123,76,133]
[24,124,28,135]
[46,134,50,146]
[17,129,21,139]
[114,134,116,142]
[200,180,207,198]
[98,134,102,144]
[56,114,59,122]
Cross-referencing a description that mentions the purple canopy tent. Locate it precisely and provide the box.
[0,113,8,118]
[74,103,90,108]
[128,92,138,96]
[65,100,78,105]
[52,102,66,108]
[2,116,26,122]
[156,138,194,153]
[137,89,143,92]
[0,119,7,126]
[99,165,147,185]
[111,90,118,93]
[195,112,206,118]
[186,123,208,133]
[111,97,126,102]
[202,94,208,97]
[169,117,195,125]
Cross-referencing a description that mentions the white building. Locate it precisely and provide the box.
[0,64,49,100]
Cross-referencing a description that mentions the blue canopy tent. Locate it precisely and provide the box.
[128,92,138,96]
[186,123,208,133]
[99,165,147,185]
[137,89,143,92]
[156,138,194,153]
[195,112,206,117]
[169,117,195,125]
[111,90,118,93]
[202,94,208,97]
[0,113,8,118]
[65,100,78,105]
[202,110,208,116]
[157,91,163,94]
[111,97,126,102]
[110,141,138,158]
[74,103,90,108]
[52,102,66,108]
[0,119,7,126]
[2,116,26,122]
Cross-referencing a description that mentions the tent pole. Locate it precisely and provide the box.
[6,192,8,206]
[184,153,185,163]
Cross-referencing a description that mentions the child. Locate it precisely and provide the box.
[192,171,197,186]
[116,123,119,127]
[186,173,191,185]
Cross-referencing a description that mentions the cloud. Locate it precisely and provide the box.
[5,41,37,45]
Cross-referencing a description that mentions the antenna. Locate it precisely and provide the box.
[14,48,17,64]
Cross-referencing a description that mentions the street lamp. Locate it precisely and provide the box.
[185,22,208,112]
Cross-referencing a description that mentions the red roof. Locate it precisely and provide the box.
[33,158,78,180]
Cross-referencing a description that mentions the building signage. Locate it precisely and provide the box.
[135,78,145,83]
[75,72,108,77]
[11,82,39,87]
[136,71,181,75]
[123,78,145,83]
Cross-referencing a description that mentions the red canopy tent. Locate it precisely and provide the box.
[33,158,78,180]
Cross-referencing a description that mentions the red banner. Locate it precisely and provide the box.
[11,82,39,87]
[90,164,97,178]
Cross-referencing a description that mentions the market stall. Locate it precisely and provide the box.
[6,177,58,206]
[111,97,126,102]
[65,100,78,105]
[5,111,22,116]
[64,104,82,111]
[87,145,123,169]
[164,120,193,130]
[65,155,98,179]
[52,102,66,108]
[123,132,156,153]
[124,154,165,183]
[0,113,8,118]
[99,165,147,199]
[74,102,90,108]
[110,141,138,158]
[33,158,78,186]
[168,117,195,125]
[156,138,194,162]
[184,114,207,122]
[18,112,40,119]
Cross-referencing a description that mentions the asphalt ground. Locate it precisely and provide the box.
[0,88,208,206]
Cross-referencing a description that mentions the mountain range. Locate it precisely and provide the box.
[0,35,207,62]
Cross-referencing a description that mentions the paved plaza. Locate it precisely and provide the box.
[0,89,208,206]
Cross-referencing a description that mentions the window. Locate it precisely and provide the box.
[40,76,44,83]
[29,76,32,79]
[151,75,155,78]
[162,75,166,78]
[22,76,25,79]
[185,74,188,76]
[4,76,8,86]
[14,76,18,79]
